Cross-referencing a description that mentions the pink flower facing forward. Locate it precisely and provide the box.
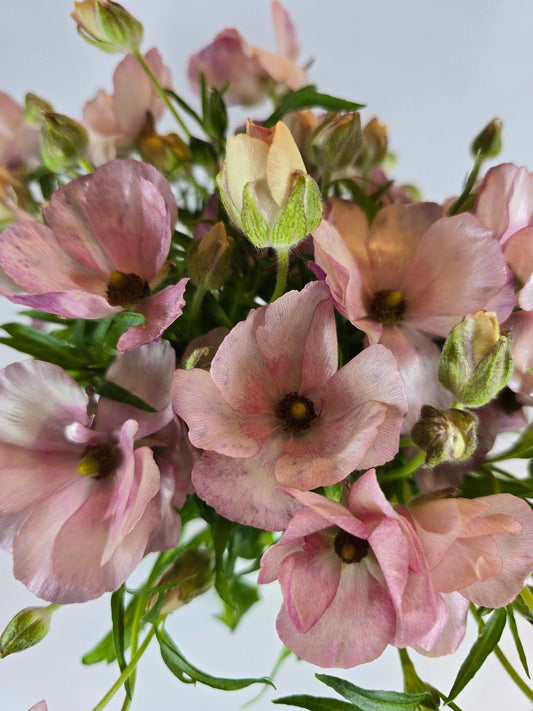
[0,159,188,351]
[188,1,306,106]
[258,470,445,668]
[313,199,515,428]
[84,48,172,165]
[173,281,407,531]
[0,341,182,603]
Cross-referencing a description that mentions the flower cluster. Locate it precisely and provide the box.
[1,2,533,710]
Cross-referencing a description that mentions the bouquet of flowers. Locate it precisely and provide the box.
[0,2,532,709]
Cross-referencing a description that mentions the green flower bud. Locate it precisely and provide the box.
[357,117,388,170]
[146,549,214,615]
[0,605,58,658]
[25,93,54,128]
[439,311,513,407]
[71,0,143,54]
[471,118,503,160]
[308,111,363,172]
[40,112,89,172]
[187,221,233,291]
[411,405,478,468]
[137,115,191,175]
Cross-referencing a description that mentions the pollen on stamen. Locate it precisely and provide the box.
[275,391,317,433]
[368,289,406,323]
[106,270,150,308]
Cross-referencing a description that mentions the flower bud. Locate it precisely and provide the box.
[411,405,478,468]
[146,549,214,615]
[187,221,233,291]
[25,93,54,129]
[439,311,513,407]
[71,0,143,54]
[137,129,191,176]
[308,111,362,172]
[0,605,57,658]
[357,117,388,170]
[471,118,503,160]
[217,119,322,250]
[40,112,89,172]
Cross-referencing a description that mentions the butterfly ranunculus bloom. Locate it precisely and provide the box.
[313,199,515,428]
[258,469,446,667]
[0,159,188,351]
[0,342,182,603]
[173,281,407,530]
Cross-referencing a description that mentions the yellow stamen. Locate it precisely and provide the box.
[385,290,403,308]
[290,401,308,420]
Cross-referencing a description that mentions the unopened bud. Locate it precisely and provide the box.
[471,118,503,160]
[25,93,54,128]
[308,111,362,172]
[137,129,191,175]
[411,405,478,468]
[439,311,512,407]
[187,221,233,290]
[146,549,214,615]
[40,112,89,172]
[71,0,143,54]
[357,117,388,170]
[0,605,58,658]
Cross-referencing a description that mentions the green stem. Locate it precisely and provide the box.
[493,644,533,702]
[270,248,290,303]
[120,595,146,711]
[521,586,533,612]
[91,626,156,711]
[187,286,207,337]
[133,50,191,139]
[383,450,426,480]
[78,157,93,174]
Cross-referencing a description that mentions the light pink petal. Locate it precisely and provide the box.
[347,468,396,519]
[144,468,182,553]
[431,537,502,592]
[276,561,395,668]
[506,310,533,396]
[272,1,299,60]
[0,360,89,450]
[413,591,469,657]
[83,88,121,137]
[113,53,157,138]
[117,279,189,351]
[3,289,119,319]
[191,437,302,531]
[173,367,276,457]
[27,701,48,711]
[404,213,514,334]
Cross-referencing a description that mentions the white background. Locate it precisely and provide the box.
[0,1,532,709]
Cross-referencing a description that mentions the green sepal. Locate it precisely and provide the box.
[241,182,271,248]
[216,169,242,230]
[458,335,513,407]
[270,173,323,247]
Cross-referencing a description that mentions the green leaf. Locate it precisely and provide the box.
[447,151,482,216]
[317,674,437,711]
[157,626,274,690]
[273,696,355,710]
[446,608,506,703]
[110,587,131,699]
[91,377,157,412]
[507,604,530,677]
[486,419,533,461]
[0,322,87,369]
[265,85,365,128]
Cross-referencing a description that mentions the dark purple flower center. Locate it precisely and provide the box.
[106,270,150,308]
[368,289,406,323]
[77,442,119,479]
[333,529,369,564]
[275,392,317,433]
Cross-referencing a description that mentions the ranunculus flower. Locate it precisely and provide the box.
[258,470,445,667]
[84,48,172,165]
[217,119,322,250]
[0,159,188,351]
[403,492,533,607]
[0,341,181,603]
[173,281,407,530]
[188,1,306,105]
[313,199,515,428]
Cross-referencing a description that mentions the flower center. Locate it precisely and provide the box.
[368,289,406,323]
[333,529,369,564]
[106,270,150,308]
[275,392,317,433]
[77,443,119,479]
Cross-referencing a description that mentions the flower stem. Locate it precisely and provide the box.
[270,248,290,303]
[493,644,533,702]
[91,625,156,711]
[383,450,426,480]
[133,50,191,139]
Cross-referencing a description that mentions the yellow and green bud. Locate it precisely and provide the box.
[25,93,54,128]
[0,605,58,658]
[187,221,233,291]
[40,112,89,173]
[357,117,388,170]
[146,549,214,616]
[471,118,503,161]
[411,405,478,468]
[71,0,143,54]
[308,111,362,172]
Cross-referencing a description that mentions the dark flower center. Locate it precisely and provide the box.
[77,443,119,480]
[106,271,150,308]
[368,289,406,323]
[333,529,370,564]
[275,392,317,433]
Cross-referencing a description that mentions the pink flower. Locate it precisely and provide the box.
[84,48,172,165]
[0,159,188,351]
[258,470,445,667]
[173,281,407,530]
[403,492,533,607]
[28,703,48,711]
[0,341,180,603]
[188,2,306,105]
[0,92,40,171]
[313,199,514,428]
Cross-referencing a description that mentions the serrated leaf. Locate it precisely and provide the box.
[446,608,506,703]
[506,604,530,678]
[317,674,437,711]
[265,85,365,128]
[110,587,131,699]
[273,695,355,710]
[157,626,274,690]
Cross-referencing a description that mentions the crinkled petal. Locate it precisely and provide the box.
[413,591,469,657]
